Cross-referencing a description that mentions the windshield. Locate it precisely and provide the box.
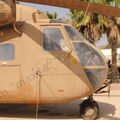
[73,42,105,66]
[43,27,69,51]
[64,26,84,41]
[73,42,107,90]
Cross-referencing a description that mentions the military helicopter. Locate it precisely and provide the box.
[0,0,120,119]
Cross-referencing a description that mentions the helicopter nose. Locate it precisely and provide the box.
[73,41,108,91]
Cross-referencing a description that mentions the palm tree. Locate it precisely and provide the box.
[69,10,101,44]
[105,17,120,82]
[46,12,57,20]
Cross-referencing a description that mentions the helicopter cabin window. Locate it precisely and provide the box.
[64,25,84,41]
[0,44,15,61]
[43,27,69,51]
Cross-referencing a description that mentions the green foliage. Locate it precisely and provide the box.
[46,12,57,19]
[69,0,120,44]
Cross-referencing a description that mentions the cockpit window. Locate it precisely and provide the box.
[73,42,107,90]
[43,27,69,51]
[73,42,105,66]
[64,26,84,41]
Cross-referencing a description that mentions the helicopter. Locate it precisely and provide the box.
[0,0,120,119]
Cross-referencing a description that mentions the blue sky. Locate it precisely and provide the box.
[96,34,108,48]
[19,2,70,18]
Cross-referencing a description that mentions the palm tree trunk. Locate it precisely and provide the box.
[111,38,118,83]
[108,24,119,83]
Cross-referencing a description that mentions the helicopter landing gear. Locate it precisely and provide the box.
[79,95,99,120]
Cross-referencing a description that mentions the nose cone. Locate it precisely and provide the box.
[63,54,94,99]
[73,41,108,91]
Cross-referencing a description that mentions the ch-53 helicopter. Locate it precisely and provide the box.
[0,0,120,119]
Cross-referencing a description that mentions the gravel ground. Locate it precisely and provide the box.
[0,84,120,120]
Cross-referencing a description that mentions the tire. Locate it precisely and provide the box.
[79,99,99,120]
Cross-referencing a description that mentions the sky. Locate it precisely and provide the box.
[96,34,108,48]
[19,2,70,18]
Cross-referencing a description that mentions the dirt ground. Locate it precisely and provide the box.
[0,84,120,120]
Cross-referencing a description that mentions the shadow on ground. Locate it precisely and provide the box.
[98,101,120,120]
[0,100,118,119]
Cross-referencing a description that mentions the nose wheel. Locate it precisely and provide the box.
[79,96,99,120]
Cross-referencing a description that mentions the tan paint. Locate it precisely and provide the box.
[0,4,108,104]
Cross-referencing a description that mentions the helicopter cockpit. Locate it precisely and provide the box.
[65,25,108,91]
[42,23,108,92]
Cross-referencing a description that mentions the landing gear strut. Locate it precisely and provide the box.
[79,95,99,120]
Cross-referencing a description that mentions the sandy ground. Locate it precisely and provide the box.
[0,84,120,120]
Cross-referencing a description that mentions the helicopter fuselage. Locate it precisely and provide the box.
[0,4,108,104]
